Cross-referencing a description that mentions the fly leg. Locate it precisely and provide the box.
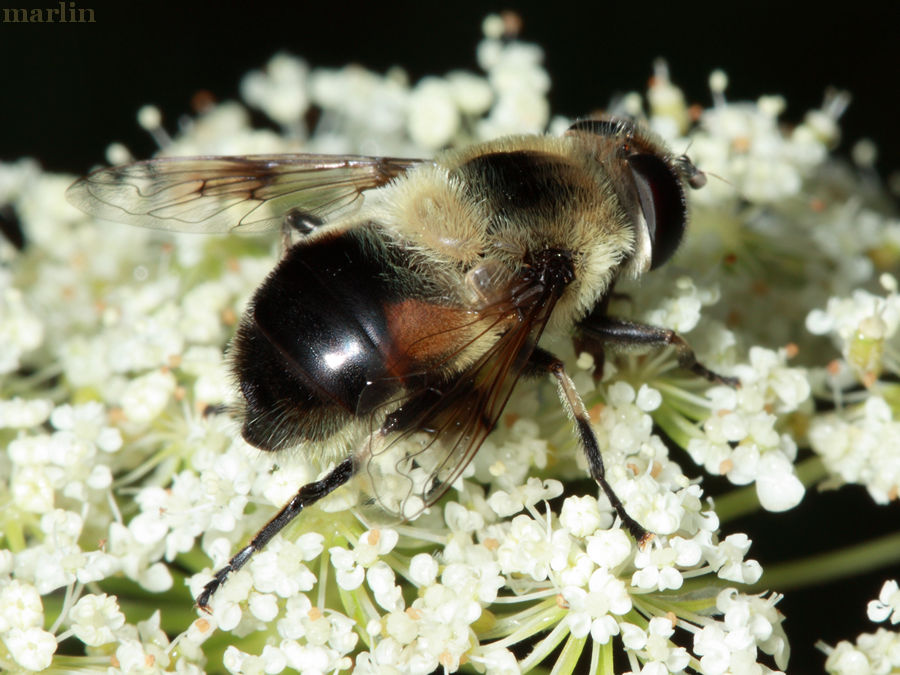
[576,314,738,386]
[196,457,355,611]
[528,348,651,545]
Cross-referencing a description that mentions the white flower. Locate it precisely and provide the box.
[385,610,418,644]
[809,396,900,504]
[14,510,87,594]
[687,347,807,511]
[824,640,873,675]
[240,52,309,127]
[0,580,44,632]
[368,561,404,612]
[585,528,633,569]
[330,546,365,591]
[444,501,485,533]
[10,462,55,514]
[2,626,57,671]
[409,553,439,587]
[867,579,900,624]
[108,521,173,593]
[0,397,52,429]
[707,533,763,584]
[0,286,44,374]
[329,528,399,591]
[274,593,358,663]
[473,646,521,675]
[487,477,562,517]
[69,593,126,646]
[120,368,176,426]
[636,384,663,412]
[641,276,708,333]
[824,628,900,675]
[717,588,789,669]
[249,534,321,599]
[247,592,279,622]
[408,77,460,150]
[562,568,631,642]
[559,494,608,538]
[806,283,900,383]
[50,401,121,451]
[754,450,806,512]
[693,624,737,675]
[496,514,571,582]
[441,559,504,605]
[637,616,691,673]
[447,71,493,116]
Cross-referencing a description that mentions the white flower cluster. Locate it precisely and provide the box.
[807,274,900,388]
[1,11,898,675]
[0,579,56,671]
[809,394,900,504]
[805,275,900,503]
[823,579,900,674]
[267,380,781,674]
[687,347,809,512]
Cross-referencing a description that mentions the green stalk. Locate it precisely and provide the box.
[1,511,26,552]
[751,530,900,593]
[592,639,615,675]
[518,620,570,673]
[549,633,587,675]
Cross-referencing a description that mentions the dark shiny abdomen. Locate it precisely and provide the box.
[233,226,407,452]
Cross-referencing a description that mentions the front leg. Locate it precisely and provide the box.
[528,348,651,546]
[576,313,738,386]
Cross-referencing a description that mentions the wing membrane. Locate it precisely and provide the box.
[362,278,560,520]
[66,154,426,233]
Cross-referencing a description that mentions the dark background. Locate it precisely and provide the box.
[1,1,898,177]
[2,0,898,671]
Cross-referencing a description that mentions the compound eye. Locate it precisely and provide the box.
[627,153,688,270]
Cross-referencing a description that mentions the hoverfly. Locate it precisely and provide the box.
[68,117,733,609]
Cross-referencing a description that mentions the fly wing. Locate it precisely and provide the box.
[359,276,560,521]
[66,154,426,233]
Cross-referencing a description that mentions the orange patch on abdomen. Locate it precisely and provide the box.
[382,299,480,377]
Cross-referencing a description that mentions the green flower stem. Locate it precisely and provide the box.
[881,381,900,415]
[653,399,704,449]
[633,591,718,626]
[751,530,900,593]
[518,619,570,673]
[0,511,26,552]
[591,639,614,675]
[549,633,587,675]
[713,455,828,523]
[5,363,63,397]
[482,600,564,646]
[655,380,716,420]
[338,584,379,648]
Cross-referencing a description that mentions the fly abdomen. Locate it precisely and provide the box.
[234,227,400,451]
